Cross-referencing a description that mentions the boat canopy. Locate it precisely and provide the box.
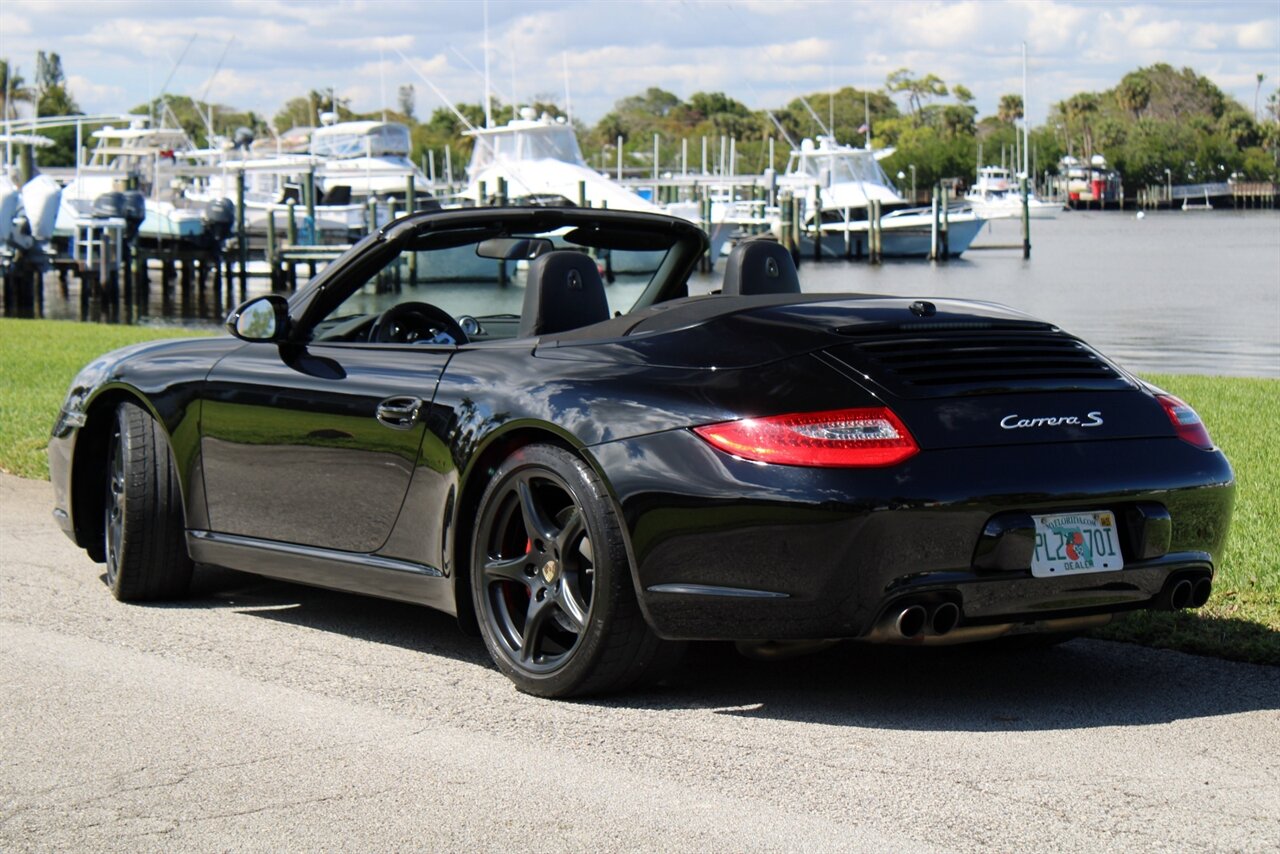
[786,137,893,187]
[311,122,411,159]
[466,114,586,174]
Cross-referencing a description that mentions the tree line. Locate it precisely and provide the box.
[5,54,1278,191]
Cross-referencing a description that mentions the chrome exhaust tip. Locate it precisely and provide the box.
[1190,577,1212,608]
[1168,578,1193,610]
[896,605,927,638]
[930,601,961,636]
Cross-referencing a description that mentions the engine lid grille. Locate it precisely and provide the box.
[827,325,1133,398]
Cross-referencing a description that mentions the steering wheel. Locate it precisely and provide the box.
[370,302,469,345]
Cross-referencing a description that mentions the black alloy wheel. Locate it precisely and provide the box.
[103,402,193,601]
[471,444,681,697]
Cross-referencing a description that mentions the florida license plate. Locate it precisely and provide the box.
[1030,511,1124,578]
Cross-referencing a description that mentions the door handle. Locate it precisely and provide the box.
[376,396,424,430]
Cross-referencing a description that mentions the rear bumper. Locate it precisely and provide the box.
[590,430,1235,641]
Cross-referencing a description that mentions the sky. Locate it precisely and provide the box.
[2,0,1278,130]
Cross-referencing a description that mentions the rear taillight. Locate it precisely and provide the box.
[693,407,919,467]
[1156,394,1213,450]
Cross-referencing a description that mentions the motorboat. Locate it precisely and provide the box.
[965,165,1063,219]
[183,150,369,243]
[183,115,428,243]
[461,109,739,266]
[462,109,661,213]
[780,136,986,257]
[1057,154,1121,204]
[52,118,208,243]
[309,115,428,200]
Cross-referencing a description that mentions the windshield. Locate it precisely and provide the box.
[788,150,891,185]
[312,124,411,159]
[469,125,586,173]
[311,223,673,344]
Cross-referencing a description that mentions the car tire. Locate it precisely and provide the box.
[103,402,193,601]
[471,443,683,697]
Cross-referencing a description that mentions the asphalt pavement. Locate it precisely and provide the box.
[2,472,1278,852]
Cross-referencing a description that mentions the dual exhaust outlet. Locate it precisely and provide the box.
[1162,575,1212,611]
[894,601,961,639]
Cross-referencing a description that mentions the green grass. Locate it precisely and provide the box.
[1089,373,1279,665]
[0,319,211,479]
[0,319,1276,663]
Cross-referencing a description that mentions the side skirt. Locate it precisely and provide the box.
[187,530,456,615]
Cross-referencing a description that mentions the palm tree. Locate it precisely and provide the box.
[1115,73,1151,120]
[997,94,1023,125]
[1062,93,1100,160]
[0,60,35,120]
[1256,73,1267,122]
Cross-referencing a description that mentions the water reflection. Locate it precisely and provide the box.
[775,211,1279,379]
[10,210,1278,377]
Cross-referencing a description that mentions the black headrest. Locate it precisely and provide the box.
[519,250,609,337]
[721,239,800,296]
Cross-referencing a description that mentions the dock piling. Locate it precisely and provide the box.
[930,186,940,261]
[1021,176,1031,259]
[941,185,950,259]
[235,169,247,297]
[266,210,278,290]
[304,168,316,245]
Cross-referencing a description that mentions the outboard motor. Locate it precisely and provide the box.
[21,174,62,242]
[92,190,125,219]
[3,173,63,316]
[120,191,146,241]
[201,198,235,244]
[0,174,19,245]
[91,189,146,242]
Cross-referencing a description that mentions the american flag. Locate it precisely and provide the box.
[857,123,869,134]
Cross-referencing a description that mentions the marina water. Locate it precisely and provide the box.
[19,209,1280,379]
[762,210,1278,379]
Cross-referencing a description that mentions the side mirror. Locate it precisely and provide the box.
[226,295,290,342]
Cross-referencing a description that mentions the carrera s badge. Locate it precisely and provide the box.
[1000,411,1104,430]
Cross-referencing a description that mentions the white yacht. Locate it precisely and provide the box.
[1058,154,1121,204]
[779,136,986,258]
[53,119,207,241]
[461,109,742,267]
[964,165,1063,219]
[184,116,426,242]
[462,109,662,213]
[184,150,368,242]
[309,116,427,200]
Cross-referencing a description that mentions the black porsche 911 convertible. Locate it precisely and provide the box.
[50,207,1234,697]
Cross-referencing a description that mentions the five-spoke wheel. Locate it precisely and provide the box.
[472,444,681,696]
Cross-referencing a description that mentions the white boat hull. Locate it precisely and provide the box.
[967,197,1063,220]
[796,211,987,258]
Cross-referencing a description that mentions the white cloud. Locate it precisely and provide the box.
[4,0,1277,127]
[0,13,32,36]
[1236,19,1278,50]
[65,75,126,112]
[893,1,988,49]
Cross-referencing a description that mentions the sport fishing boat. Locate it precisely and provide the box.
[461,108,737,266]
[461,109,660,212]
[52,118,208,243]
[779,136,986,257]
[308,116,428,200]
[964,165,1063,219]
